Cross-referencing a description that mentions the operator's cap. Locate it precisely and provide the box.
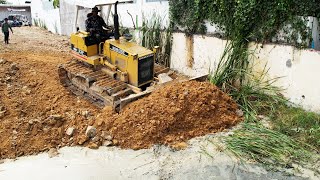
[92,7,101,13]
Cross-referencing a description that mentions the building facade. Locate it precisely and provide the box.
[0,4,31,22]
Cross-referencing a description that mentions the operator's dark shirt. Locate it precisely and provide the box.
[85,15,107,33]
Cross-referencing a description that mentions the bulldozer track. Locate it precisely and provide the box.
[58,59,170,110]
[58,60,131,109]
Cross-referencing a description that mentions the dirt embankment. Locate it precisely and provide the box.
[0,27,242,159]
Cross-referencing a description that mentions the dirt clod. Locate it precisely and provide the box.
[85,126,97,138]
[103,140,113,147]
[87,142,99,149]
[66,127,75,136]
[171,142,188,150]
[48,148,59,158]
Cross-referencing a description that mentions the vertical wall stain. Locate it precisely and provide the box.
[186,35,194,68]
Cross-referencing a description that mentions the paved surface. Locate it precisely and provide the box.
[0,135,317,180]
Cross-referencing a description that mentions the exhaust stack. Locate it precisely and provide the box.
[114,1,120,40]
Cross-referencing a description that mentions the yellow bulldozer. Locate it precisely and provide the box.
[58,0,170,111]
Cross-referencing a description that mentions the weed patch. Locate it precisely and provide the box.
[271,105,320,150]
[224,123,318,169]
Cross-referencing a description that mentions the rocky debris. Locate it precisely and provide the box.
[171,142,188,150]
[102,140,113,147]
[236,109,244,117]
[91,136,100,143]
[8,63,19,75]
[65,112,76,120]
[85,126,97,138]
[78,135,88,145]
[66,127,75,136]
[48,148,59,158]
[28,119,35,125]
[49,114,63,121]
[81,110,90,118]
[101,131,113,141]
[0,59,7,64]
[12,130,18,135]
[87,142,99,149]
[158,73,173,84]
[22,86,31,95]
[10,63,19,71]
[48,114,64,126]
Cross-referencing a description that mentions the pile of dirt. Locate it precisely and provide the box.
[95,81,242,150]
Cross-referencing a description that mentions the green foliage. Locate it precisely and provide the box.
[170,0,318,46]
[49,0,59,8]
[53,0,59,8]
[0,0,7,4]
[33,19,48,30]
[140,14,172,67]
[224,123,319,169]
[272,105,320,150]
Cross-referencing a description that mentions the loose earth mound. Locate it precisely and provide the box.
[96,81,242,150]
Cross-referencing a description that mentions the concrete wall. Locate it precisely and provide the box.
[170,33,320,112]
[252,44,320,112]
[30,0,61,34]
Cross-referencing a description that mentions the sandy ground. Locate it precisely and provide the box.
[1,134,318,180]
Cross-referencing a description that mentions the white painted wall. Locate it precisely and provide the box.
[59,0,169,36]
[105,0,169,28]
[170,33,320,112]
[30,0,61,34]
[252,44,320,112]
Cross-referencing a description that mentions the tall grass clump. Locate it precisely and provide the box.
[225,123,318,169]
[140,14,172,67]
[33,19,39,27]
[33,18,48,30]
[209,41,287,120]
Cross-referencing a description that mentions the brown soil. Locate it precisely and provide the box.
[0,27,99,159]
[0,27,242,159]
[95,81,242,150]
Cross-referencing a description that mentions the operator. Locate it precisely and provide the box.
[2,18,13,44]
[85,6,108,42]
